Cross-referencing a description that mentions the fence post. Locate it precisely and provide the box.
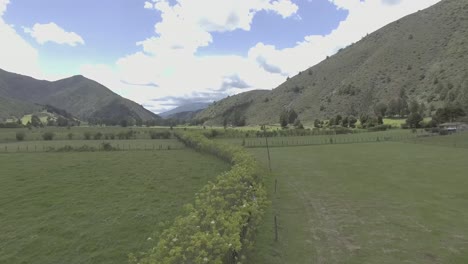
[275,215,278,242]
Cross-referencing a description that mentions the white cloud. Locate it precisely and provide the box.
[81,0,442,113]
[0,0,42,77]
[144,1,154,9]
[0,0,9,16]
[24,22,85,46]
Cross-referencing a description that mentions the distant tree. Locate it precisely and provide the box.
[314,119,322,128]
[294,119,304,129]
[359,114,369,127]
[57,116,69,127]
[409,100,420,114]
[31,115,41,127]
[335,115,343,126]
[280,111,289,128]
[16,132,25,141]
[42,132,55,141]
[342,116,349,128]
[84,132,92,140]
[419,102,427,116]
[94,132,103,140]
[406,113,423,128]
[223,118,228,129]
[288,110,298,124]
[377,116,384,125]
[433,106,466,124]
[120,119,128,127]
[374,102,388,117]
[348,116,358,128]
[67,133,74,140]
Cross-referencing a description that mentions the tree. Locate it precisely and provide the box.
[406,113,423,128]
[31,115,41,127]
[433,106,466,124]
[374,102,388,117]
[348,116,358,128]
[288,110,298,124]
[409,100,420,114]
[16,132,25,141]
[342,116,349,128]
[280,111,289,128]
[42,132,55,141]
[294,119,304,129]
[314,119,322,128]
[57,116,69,127]
[335,115,343,126]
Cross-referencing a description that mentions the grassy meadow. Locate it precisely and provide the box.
[247,133,468,264]
[0,149,229,264]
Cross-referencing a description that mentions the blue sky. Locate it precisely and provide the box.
[0,0,441,113]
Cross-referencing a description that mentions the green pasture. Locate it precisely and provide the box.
[216,129,429,147]
[249,139,468,263]
[0,127,179,142]
[0,139,185,153]
[0,150,229,264]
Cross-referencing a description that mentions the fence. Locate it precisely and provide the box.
[231,132,438,148]
[0,143,185,153]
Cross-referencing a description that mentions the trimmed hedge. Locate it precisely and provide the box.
[133,131,267,264]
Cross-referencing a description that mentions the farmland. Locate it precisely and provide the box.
[246,133,468,264]
[0,148,230,264]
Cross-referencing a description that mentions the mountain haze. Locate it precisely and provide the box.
[197,0,468,125]
[159,102,210,118]
[0,69,160,122]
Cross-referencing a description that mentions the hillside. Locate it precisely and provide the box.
[197,0,468,125]
[159,102,210,118]
[0,69,160,123]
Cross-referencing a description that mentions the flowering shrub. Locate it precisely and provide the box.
[133,131,267,264]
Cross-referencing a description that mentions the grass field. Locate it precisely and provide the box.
[217,129,429,148]
[248,140,468,263]
[0,150,229,264]
[0,139,185,153]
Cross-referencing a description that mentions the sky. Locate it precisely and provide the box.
[0,0,441,113]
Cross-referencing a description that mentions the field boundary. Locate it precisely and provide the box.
[132,131,267,264]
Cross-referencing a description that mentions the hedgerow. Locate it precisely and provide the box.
[132,131,267,264]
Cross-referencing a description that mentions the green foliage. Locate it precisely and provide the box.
[150,131,172,139]
[15,131,25,141]
[433,106,466,124]
[31,115,42,127]
[84,131,92,140]
[42,132,55,141]
[136,131,267,264]
[406,113,424,128]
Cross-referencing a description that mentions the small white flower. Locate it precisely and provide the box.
[211,220,215,224]
[172,238,178,242]
[203,257,209,262]
[147,237,152,241]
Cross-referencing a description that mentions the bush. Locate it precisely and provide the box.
[42,132,55,141]
[93,132,103,140]
[84,132,92,140]
[134,131,267,264]
[67,133,74,140]
[15,131,26,141]
[101,142,116,151]
[149,131,171,139]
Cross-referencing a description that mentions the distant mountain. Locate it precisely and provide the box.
[197,0,468,125]
[0,69,160,123]
[159,102,210,118]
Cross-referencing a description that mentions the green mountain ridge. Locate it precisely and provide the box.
[0,69,160,123]
[196,0,468,125]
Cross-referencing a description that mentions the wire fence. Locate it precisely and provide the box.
[0,142,185,153]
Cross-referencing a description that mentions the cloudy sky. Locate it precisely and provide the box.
[0,0,441,113]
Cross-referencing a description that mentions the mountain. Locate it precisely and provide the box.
[0,69,160,123]
[159,102,211,118]
[196,0,468,125]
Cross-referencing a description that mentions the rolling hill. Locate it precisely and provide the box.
[0,69,160,123]
[196,0,468,125]
[159,102,210,119]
